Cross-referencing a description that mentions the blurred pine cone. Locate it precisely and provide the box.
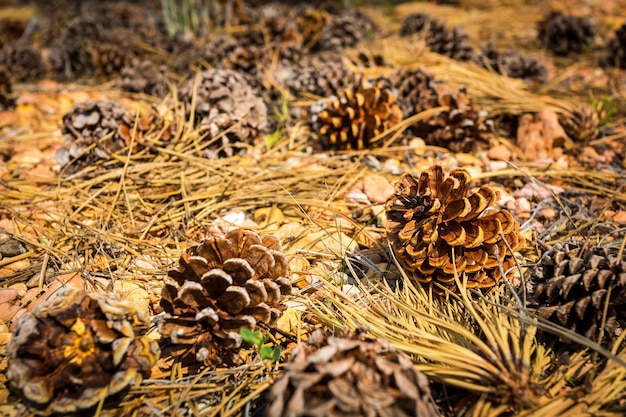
[297,7,332,50]
[118,59,170,98]
[312,79,403,150]
[55,100,150,172]
[560,103,605,143]
[265,328,438,417]
[392,67,494,152]
[6,286,159,415]
[0,66,15,110]
[287,53,355,99]
[476,42,548,84]
[159,229,292,366]
[203,35,261,75]
[605,23,626,67]
[537,11,594,56]
[90,42,132,77]
[178,69,268,157]
[0,42,46,82]
[400,13,475,61]
[316,9,376,52]
[528,241,626,345]
[386,165,524,294]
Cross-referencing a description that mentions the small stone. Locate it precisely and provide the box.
[347,188,370,204]
[537,207,557,220]
[362,174,395,203]
[487,144,513,161]
[613,211,626,222]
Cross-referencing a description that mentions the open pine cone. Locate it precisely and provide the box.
[0,42,46,82]
[476,42,548,84]
[528,241,626,345]
[6,286,159,416]
[312,79,403,150]
[605,23,626,67]
[159,229,292,366]
[386,165,524,294]
[55,100,151,173]
[265,328,438,417]
[178,69,267,157]
[400,13,475,61]
[560,103,605,143]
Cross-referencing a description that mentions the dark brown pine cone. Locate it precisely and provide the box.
[400,13,475,61]
[0,42,46,82]
[118,59,170,98]
[178,69,267,157]
[400,12,433,37]
[55,100,151,173]
[287,53,356,99]
[537,11,594,56]
[6,286,159,415]
[312,78,403,150]
[528,240,626,345]
[560,103,605,143]
[90,42,132,77]
[315,9,376,52]
[159,229,292,366]
[390,66,441,118]
[386,165,524,294]
[265,328,438,417]
[476,42,548,84]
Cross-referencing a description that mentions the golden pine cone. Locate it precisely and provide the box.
[312,80,403,150]
[265,329,438,417]
[159,229,292,366]
[561,103,604,143]
[385,165,524,294]
[6,286,159,416]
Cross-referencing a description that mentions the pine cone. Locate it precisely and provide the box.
[537,11,594,56]
[528,241,626,345]
[476,42,548,84]
[179,69,267,157]
[287,53,355,99]
[312,79,403,150]
[605,23,626,67]
[316,9,375,52]
[55,100,149,173]
[6,286,159,415]
[265,329,438,417]
[118,59,170,98]
[392,68,494,152]
[203,35,262,75]
[400,13,475,61]
[386,165,524,294]
[159,229,292,366]
[0,42,46,82]
[560,103,604,143]
[91,42,132,77]
[0,66,15,110]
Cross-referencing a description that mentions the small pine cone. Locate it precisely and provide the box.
[476,42,548,84]
[203,35,261,75]
[6,286,159,416]
[537,11,594,56]
[605,23,626,67]
[390,66,441,117]
[118,59,170,98]
[179,69,267,157]
[560,103,604,143]
[287,53,355,99]
[386,165,524,294]
[91,42,132,77]
[312,79,403,150]
[0,66,16,110]
[0,42,46,82]
[55,100,149,172]
[297,8,332,50]
[426,22,476,61]
[266,329,438,417]
[316,10,375,52]
[528,241,626,344]
[159,229,292,366]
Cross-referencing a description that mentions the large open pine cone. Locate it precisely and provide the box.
[179,69,267,157]
[537,11,594,56]
[386,165,524,294]
[265,328,438,417]
[312,79,403,150]
[159,229,292,366]
[528,240,626,345]
[6,286,159,416]
[55,100,150,173]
